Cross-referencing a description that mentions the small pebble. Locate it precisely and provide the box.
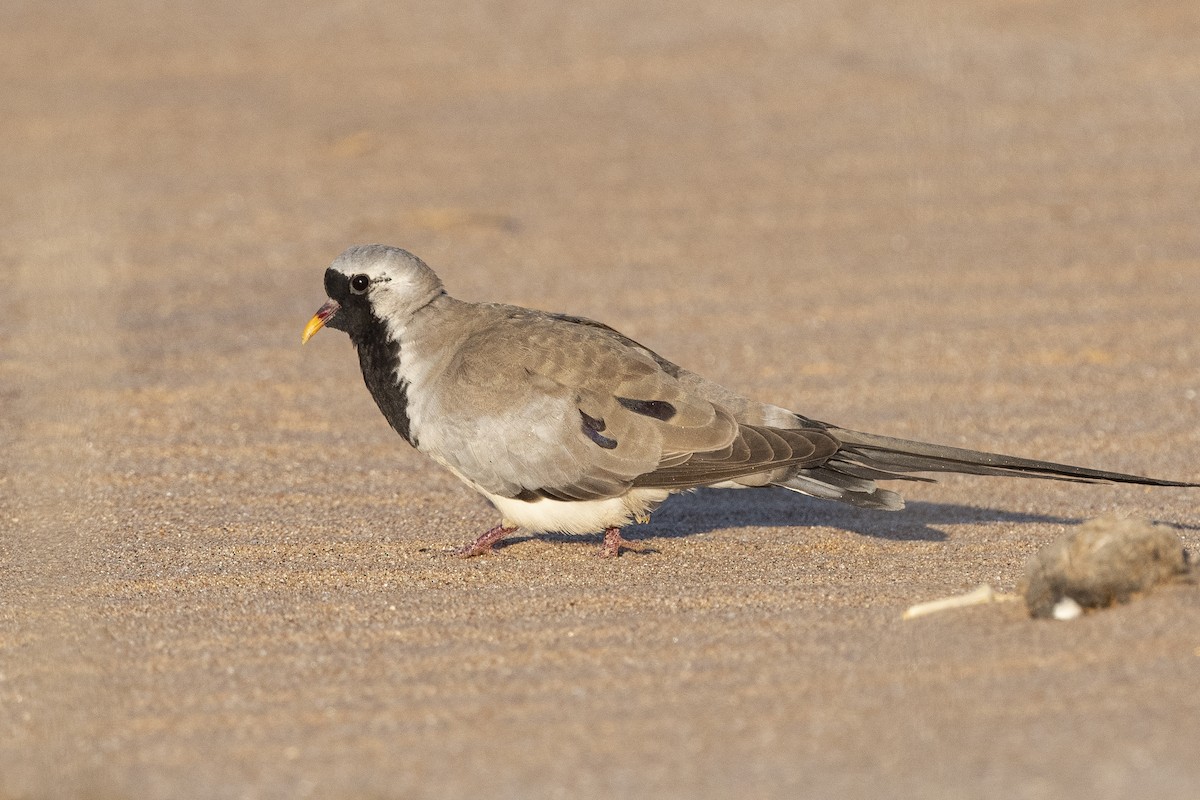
[1051,597,1083,621]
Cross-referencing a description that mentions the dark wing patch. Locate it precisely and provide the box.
[580,410,618,450]
[616,397,677,421]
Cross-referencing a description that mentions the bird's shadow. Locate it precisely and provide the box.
[497,486,1171,551]
[630,488,1072,544]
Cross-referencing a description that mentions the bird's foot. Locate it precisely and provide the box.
[598,527,640,558]
[454,524,518,558]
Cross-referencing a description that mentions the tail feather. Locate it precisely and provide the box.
[830,426,1198,487]
[771,417,1197,511]
[777,473,905,510]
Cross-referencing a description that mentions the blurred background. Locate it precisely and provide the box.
[6,0,1197,422]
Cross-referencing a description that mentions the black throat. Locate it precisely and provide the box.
[352,314,416,448]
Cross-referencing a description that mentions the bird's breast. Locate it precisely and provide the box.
[355,326,416,446]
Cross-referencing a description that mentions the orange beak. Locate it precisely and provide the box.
[302,299,340,344]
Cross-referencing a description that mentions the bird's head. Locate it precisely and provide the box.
[302,245,445,343]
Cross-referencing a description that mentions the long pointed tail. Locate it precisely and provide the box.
[775,418,1197,511]
[832,426,1197,485]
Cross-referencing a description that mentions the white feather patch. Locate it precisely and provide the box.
[484,488,671,534]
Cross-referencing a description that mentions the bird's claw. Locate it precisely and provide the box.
[597,527,640,558]
[453,524,517,558]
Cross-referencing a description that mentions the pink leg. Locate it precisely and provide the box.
[454,524,518,558]
[598,527,638,558]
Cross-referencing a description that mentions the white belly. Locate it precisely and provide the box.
[484,488,672,534]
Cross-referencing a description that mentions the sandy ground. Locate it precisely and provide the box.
[3,1,1199,797]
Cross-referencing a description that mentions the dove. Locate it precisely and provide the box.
[302,244,1196,557]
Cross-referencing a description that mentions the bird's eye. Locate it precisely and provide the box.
[349,274,370,294]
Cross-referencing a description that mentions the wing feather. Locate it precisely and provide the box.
[427,306,841,501]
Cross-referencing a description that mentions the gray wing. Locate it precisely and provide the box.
[421,308,838,500]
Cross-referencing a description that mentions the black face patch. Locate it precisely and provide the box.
[324,267,347,299]
[580,410,618,450]
[328,274,413,447]
[322,268,372,338]
[617,397,677,421]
